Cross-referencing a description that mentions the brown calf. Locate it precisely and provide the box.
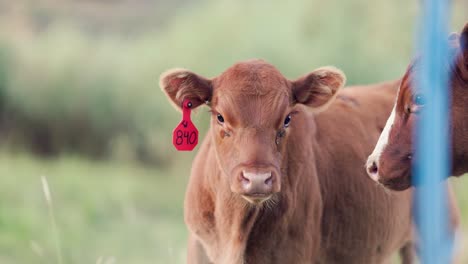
[366,23,468,190]
[161,60,416,263]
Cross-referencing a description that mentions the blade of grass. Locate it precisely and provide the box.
[41,176,63,264]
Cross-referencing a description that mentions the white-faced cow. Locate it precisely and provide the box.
[366,23,468,190]
[161,59,418,264]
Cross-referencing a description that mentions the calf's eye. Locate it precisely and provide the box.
[413,94,425,106]
[284,115,291,128]
[217,114,225,124]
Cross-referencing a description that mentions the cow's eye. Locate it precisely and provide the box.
[413,94,425,106]
[217,114,225,124]
[284,115,291,128]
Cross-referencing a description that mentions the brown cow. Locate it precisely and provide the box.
[160,60,416,263]
[366,23,468,190]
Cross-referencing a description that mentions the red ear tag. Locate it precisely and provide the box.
[173,100,199,151]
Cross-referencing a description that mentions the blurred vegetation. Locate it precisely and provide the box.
[0,0,465,165]
[0,0,466,263]
[0,152,190,264]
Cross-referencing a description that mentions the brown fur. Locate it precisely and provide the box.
[371,23,468,190]
[161,59,415,263]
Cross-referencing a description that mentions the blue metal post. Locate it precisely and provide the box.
[414,0,452,263]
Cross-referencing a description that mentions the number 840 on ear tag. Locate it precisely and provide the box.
[173,100,198,151]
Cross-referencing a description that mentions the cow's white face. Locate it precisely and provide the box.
[366,94,398,183]
[160,59,345,205]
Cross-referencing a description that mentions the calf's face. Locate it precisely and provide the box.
[366,23,468,190]
[160,60,345,205]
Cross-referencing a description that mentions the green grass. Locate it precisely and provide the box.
[0,152,196,264]
[1,152,468,263]
[451,176,468,263]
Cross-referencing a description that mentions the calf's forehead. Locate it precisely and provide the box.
[395,67,415,113]
[397,42,463,109]
[211,62,292,126]
[213,61,291,95]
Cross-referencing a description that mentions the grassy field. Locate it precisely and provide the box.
[0,152,195,264]
[1,152,468,263]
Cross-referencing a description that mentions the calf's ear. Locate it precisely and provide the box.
[460,23,468,78]
[160,68,212,111]
[292,66,346,110]
[456,23,468,81]
[448,32,460,48]
[461,23,468,56]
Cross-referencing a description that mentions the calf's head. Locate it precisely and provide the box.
[160,60,345,204]
[366,23,468,190]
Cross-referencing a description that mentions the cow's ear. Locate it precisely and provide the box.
[457,23,468,80]
[292,66,346,110]
[460,23,468,77]
[160,68,212,111]
[448,32,460,48]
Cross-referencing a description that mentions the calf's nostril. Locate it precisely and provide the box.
[369,161,378,174]
[240,172,250,184]
[240,171,274,193]
[264,175,273,186]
